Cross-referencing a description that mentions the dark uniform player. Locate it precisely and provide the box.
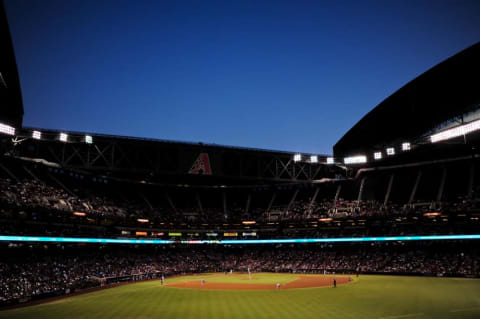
[333,279,337,288]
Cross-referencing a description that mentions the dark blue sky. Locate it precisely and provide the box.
[4,0,480,154]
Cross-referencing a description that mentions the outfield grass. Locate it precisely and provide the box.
[1,274,480,319]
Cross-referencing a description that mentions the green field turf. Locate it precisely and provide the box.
[1,274,480,319]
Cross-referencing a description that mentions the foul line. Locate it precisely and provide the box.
[380,313,424,319]
[450,307,480,313]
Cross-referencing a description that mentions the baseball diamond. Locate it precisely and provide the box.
[1,274,479,319]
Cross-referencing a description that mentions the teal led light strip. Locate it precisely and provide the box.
[0,234,480,245]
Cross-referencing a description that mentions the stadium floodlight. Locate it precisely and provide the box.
[310,155,318,163]
[386,147,395,156]
[59,133,68,142]
[32,130,42,140]
[293,154,302,162]
[326,157,334,165]
[137,218,149,223]
[344,155,367,164]
[402,142,411,151]
[431,118,480,143]
[85,135,93,144]
[0,123,15,136]
[374,152,382,160]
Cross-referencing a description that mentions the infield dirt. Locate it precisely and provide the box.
[166,274,352,290]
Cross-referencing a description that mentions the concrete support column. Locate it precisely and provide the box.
[408,171,422,204]
[436,167,447,202]
[384,174,395,207]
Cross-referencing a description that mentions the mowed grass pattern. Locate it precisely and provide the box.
[1,274,480,319]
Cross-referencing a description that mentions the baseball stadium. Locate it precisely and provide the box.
[1,2,480,319]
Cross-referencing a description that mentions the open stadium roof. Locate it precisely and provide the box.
[334,42,480,158]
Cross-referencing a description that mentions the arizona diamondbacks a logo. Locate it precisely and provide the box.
[189,153,212,175]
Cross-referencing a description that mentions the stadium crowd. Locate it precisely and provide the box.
[0,178,139,219]
[1,160,479,306]
[1,175,479,226]
[0,244,478,304]
[269,198,479,221]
